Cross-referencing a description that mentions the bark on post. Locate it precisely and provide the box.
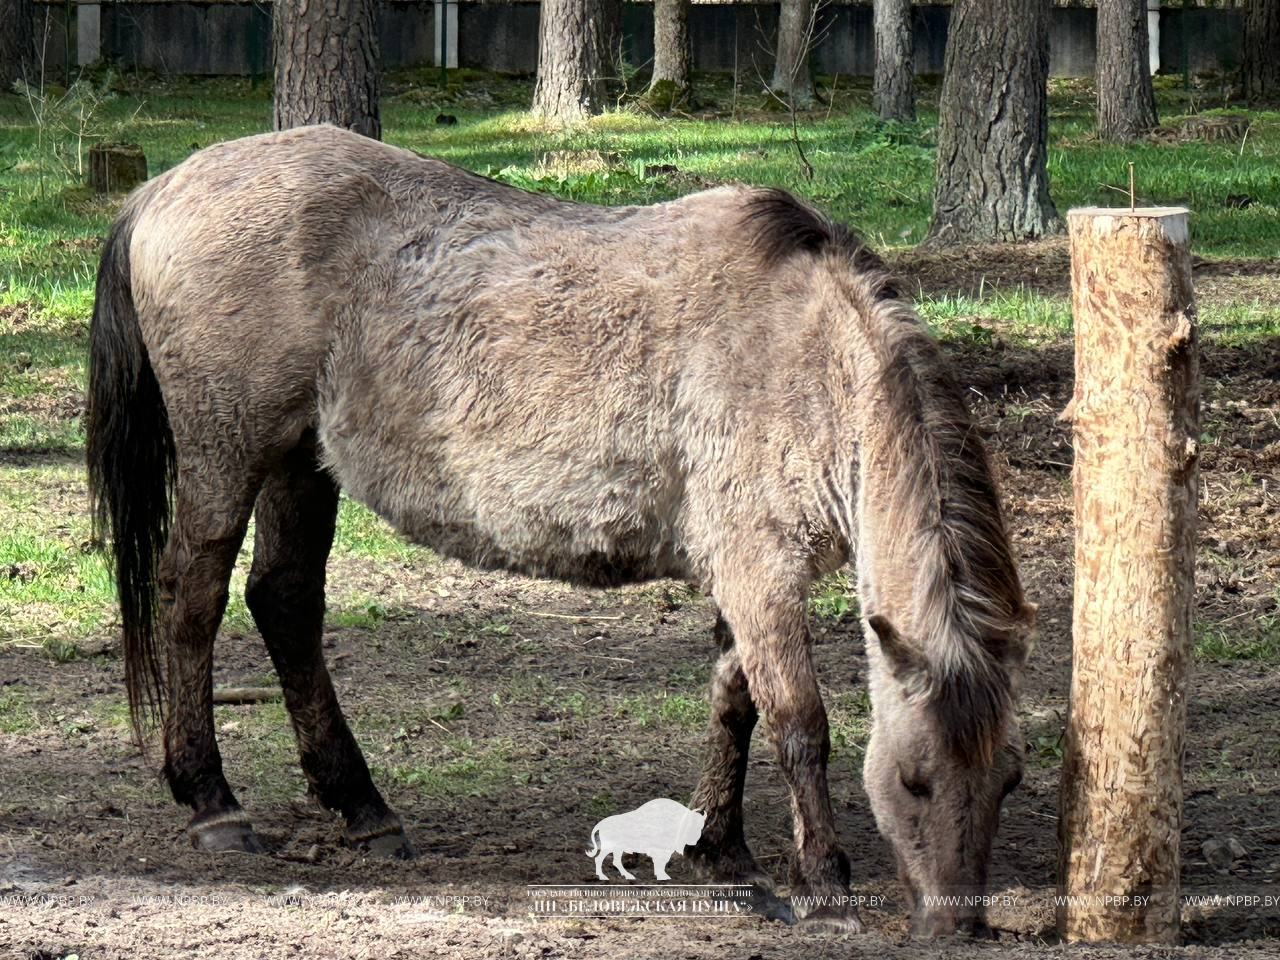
[1057,207,1198,944]
[1097,0,1158,140]
[646,0,691,110]
[273,0,381,139]
[873,0,914,121]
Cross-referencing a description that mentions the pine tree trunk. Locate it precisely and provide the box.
[0,0,35,89]
[273,0,381,140]
[1245,0,1280,104]
[928,0,1061,243]
[532,0,621,121]
[646,0,691,109]
[1097,0,1158,140]
[771,0,816,108]
[1057,207,1198,944]
[873,0,915,121]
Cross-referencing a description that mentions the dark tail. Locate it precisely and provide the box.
[86,208,176,746]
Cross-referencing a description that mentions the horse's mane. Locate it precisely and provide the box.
[741,188,1029,765]
[741,188,902,298]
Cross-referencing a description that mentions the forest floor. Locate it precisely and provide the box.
[1,73,1278,958]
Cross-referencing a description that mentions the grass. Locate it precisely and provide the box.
[1195,616,1280,663]
[1,68,1276,673]
[809,569,859,621]
[1,70,1276,469]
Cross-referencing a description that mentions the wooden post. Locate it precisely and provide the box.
[88,143,147,194]
[1057,207,1199,943]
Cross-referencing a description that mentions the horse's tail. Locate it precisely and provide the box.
[87,205,175,747]
[585,826,601,857]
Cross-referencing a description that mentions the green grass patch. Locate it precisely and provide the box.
[809,569,859,621]
[0,686,40,733]
[0,465,114,650]
[1195,616,1280,663]
[827,689,872,760]
[333,496,428,563]
[615,692,710,731]
[379,736,515,800]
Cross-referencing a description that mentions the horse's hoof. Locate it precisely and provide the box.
[688,844,776,892]
[746,886,795,924]
[347,825,416,860]
[189,812,264,854]
[794,904,865,935]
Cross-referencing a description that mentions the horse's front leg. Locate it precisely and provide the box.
[714,560,862,934]
[689,615,793,922]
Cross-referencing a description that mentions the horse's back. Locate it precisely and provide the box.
[123,125,546,462]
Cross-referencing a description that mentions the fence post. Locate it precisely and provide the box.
[1057,206,1199,943]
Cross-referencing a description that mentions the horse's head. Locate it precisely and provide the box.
[861,611,1033,938]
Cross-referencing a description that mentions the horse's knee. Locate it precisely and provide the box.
[243,568,274,621]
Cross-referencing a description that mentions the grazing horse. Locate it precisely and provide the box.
[87,125,1033,936]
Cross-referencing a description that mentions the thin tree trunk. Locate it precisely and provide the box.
[532,0,621,121]
[771,0,816,108]
[873,0,914,121]
[1097,0,1158,140]
[273,0,381,139]
[646,0,691,109]
[1057,207,1198,944]
[1245,0,1280,104]
[928,0,1061,244]
[0,0,35,89]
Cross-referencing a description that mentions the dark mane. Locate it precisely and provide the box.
[876,313,1030,765]
[741,188,898,295]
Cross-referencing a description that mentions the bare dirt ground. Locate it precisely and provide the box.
[2,246,1278,958]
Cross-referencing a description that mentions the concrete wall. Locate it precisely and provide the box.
[45,1,1244,82]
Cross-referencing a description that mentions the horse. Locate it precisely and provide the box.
[86,124,1033,936]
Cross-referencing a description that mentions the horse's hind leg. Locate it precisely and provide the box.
[244,437,412,859]
[160,477,261,852]
[712,556,862,934]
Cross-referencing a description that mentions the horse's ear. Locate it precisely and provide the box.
[1007,602,1038,667]
[1017,601,1038,630]
[867,615,930,694]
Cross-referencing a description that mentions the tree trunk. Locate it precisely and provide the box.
[646,0,691,110]
[927,0,1061,243]
[873,0,915,121]
[1057,207,1198,944]
[273,0,381,139]
[771,0,816,108]
[0,0,35,89]
[1096,0,1158,140]
[1245,0,1280,104]
[532,0,621,122]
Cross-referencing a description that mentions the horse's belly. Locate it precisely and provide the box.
[326,438,689,586]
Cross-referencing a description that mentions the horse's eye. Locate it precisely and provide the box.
[899,771,931,799]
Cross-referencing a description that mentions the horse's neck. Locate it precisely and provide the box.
[852,439,926,639]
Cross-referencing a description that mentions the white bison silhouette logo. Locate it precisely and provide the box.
[586,798,706,881]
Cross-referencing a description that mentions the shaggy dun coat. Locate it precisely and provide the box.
[87,125,1032,936]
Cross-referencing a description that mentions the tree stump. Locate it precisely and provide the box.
[1057,207,1199,943]
[88,143,147,193]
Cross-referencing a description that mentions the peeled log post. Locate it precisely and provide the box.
[1057,207,1199,943]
